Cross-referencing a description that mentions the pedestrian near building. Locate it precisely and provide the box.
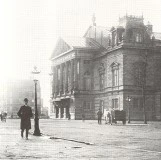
[107,111,112,125]
[97,108,103,124]
[104,109,108,124]
[17,98,33,140]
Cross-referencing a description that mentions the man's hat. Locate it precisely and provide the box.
[24,98,28,102]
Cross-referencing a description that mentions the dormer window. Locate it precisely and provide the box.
[136,33,142,42]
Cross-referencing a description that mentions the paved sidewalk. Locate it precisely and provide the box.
[1,119,161,159]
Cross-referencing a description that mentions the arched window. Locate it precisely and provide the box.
[100,74,104,91]
[111,62,119,87]
[98,63,105,90]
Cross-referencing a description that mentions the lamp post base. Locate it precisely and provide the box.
[33,117,42,136]
[33,130,42,136]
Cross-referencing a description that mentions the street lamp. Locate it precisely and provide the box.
[142,51,148,124]
[32,66,41,136]
[126,96,132,123]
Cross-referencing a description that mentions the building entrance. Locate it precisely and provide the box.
[54,99,70,119]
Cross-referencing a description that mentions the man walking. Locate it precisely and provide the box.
[97,108,103,124]
[17,98,33,140]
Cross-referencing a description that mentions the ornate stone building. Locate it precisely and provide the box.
[50,15,161,120]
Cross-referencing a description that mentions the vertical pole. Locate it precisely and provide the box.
[128,100,130,123]
[59,108,61,118]
[142,53,147,124]
[71,59,74,92]
[33,80,41,136]
[142,85,147,124]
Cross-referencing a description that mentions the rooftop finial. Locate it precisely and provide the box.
[92,13,96,26]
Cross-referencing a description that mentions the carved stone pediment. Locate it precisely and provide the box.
[111,62,120,71]
[51,38,71,59]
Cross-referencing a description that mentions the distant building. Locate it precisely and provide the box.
[1,79,41,117]
[50,15,161,120]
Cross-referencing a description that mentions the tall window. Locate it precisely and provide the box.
[111,62,119,87]
[100,74,104,90]
[135,67,143,86]
[136,33,142,42]
[98,63,105,90]
[113,69,118,86]
[112,99,118,109]
[83,71,91,91]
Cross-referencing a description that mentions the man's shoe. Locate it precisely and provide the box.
[26,137,28,140]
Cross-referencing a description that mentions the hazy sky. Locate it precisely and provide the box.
[0,0,161,105]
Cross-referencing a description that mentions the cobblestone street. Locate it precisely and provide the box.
[1,119,161,159]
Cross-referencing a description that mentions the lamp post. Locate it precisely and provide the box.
[142,52,148,124]
[126,96,132,123]
[32,66,41,136]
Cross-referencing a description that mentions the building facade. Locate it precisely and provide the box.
[50,15,161,120]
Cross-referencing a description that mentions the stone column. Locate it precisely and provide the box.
[60,64,63,93]
[68,62,71,92]
[52,66,55,97]
[64,108,66,119]
[65,62,68,93]
[71,59,74,92]
[79,59,84,90]
[59,108,61,118]
[74,59,78,90]
[55,66,58,95]
[57,66,61,95]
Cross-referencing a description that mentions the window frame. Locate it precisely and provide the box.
[111,62,119,87]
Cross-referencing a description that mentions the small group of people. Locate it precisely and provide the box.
[0,111,7,122]
[97,108,113,125]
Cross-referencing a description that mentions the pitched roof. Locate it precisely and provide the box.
[50,37,103,59]
[63,36,102,49]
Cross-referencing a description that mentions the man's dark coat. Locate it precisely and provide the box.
[17,105,32,130]
[97,110,103,119]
